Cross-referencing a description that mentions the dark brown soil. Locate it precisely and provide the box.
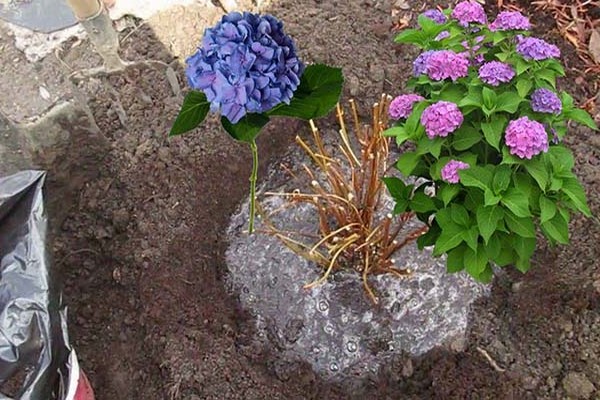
[51,1,600,400]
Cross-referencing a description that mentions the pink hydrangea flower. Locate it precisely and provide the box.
[421,101,464,139]
[516,36,561,60]
[425,50,470,81]
[441,160,470,184]
[451,1,487,27]
[489,11,531,31]
[478,61,515,86]
[388,94,425,120]
[505,116,549,159]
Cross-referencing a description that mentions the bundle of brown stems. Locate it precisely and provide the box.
[259,95,428,304]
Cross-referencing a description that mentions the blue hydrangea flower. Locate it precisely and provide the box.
[421,9,447,24]
[531,88,562,114]
[186,12,304,123]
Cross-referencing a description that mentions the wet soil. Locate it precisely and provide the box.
[45,1,600,399]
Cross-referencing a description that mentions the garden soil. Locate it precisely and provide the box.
[26,0,600,399]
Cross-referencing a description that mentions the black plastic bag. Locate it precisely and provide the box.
[0,171,70,400]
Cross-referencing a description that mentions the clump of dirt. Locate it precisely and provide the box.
[49,0,600,399]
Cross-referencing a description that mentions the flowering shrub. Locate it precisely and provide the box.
[170,12,343,233]
[385,2,598,281]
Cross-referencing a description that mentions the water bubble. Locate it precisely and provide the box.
[329,362,339,372]
[323,324,334,334]
[242,286,250,294]
[346,341,358,353]
[313,347,321,354]
[317,300,329,312]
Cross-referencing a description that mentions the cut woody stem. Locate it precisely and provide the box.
[248,139,259,234]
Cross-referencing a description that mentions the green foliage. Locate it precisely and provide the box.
[385,4,597,282]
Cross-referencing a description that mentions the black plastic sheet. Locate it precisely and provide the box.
[0,171,70,400]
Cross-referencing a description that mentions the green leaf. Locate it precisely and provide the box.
[476,205,504,243]
[396,152,421,176]
[482,87,497,109]
[459,166,493,191]
[536,68,557,88]
[504,211,536,238]
[539,195,557,223]
[513,173,532,197]
[170,91,210,136]
[523,157,549,191]
[433,224,465,255]
[501,146,522,165]
[541,212,569,244]
[482,115,507,151]
[462,226,479,251]
[394,28,428,46]
[384,126,411,146]
[451,204,470,227]
[220,113,270,143]
[496,91,522,113]
[492,164,512,194]
[484,234,501,260]
[439,184,461,206]
[268,64,343,120]
[446,245,466,272]
[515,58,530,75]
[514,236,536,263]
[561,177,592,217]
[405,102,428,138]
[484,188,501,206]
[560,92,575,110]
[549,177,563,192]
[545,59,565,76]
[464,244,488,277]
[459,93,483,108]
[417,222,440,249]
[410,192,437,213]
[417,136,444,158]
[516,78,533,98]
[382,177,408,200]
[393,199,410,215]
[434,207,454,229]
[547,146,575,170]
[439,85,467,103]
[501,188,531,217]
[566,108,598,130]
[452,126,482,151]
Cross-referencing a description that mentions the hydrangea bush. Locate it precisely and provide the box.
[170,12,343,233]
[385,1,598,281]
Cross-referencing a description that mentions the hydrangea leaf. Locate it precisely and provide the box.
[476,205,503,244]
[452,126,481,151]
[433,223,464,256]
[268,64,343,120]
[516,78,533,98]
[547,146,575,171]
[504,211,536,238]
[492,164,512,194]
[539,195,557,223]
[450,203,470,227]
[410,192,438,213]
[565,108,598,130]
[446,245,466,272]
[396,151,421,176]
[513,236,536,264]
[220,113,270,143]
[462,226,479,251]
[439,183,460,206]
[560,177,592,217]
[394,28,429,47]
[459,166,493,192]
[170,91,210,136]
[541,212,569,244]
[382,177,411,200]
[482,115,507,151]
[496,91,522,113]
[464,244,488,277]
[523,158,549,191]
[501,188,531,217]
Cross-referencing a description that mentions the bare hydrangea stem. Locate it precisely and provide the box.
[248,140,259,234]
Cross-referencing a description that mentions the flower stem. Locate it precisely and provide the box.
[248,139,259,234]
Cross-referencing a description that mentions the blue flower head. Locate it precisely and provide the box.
[186,12,305,123]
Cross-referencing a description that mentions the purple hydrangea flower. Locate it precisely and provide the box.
[478,61,515,86]
[413,50,435,76]
[451,1,487,27]
[421,9,447,24]
[425,50,470,81]
[489,11,531,31]
[186,12,304,123]
[505,116,549,159]
[421,101,464,138]
[516,36,561,60]
[435,31,451,41]
[441,160,470,184]
[388,94,425,120]
[531,88,562,114]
